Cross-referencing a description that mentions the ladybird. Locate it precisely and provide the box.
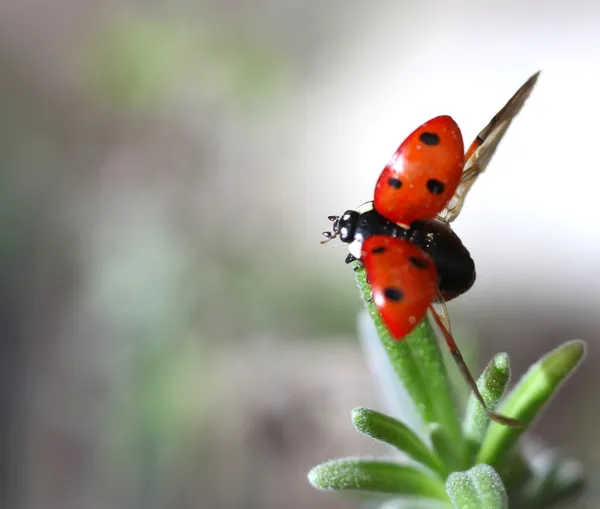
[322,72,539,427]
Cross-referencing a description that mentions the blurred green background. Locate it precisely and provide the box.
[1,1,599,508]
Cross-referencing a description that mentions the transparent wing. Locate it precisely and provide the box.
[438,71,540,223]
[432,290,452,334]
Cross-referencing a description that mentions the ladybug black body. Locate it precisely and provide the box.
[326,202,475,301]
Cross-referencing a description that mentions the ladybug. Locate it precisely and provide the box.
[322,72,539,427]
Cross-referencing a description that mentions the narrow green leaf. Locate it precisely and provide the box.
[352,408,447,477]
[358,311,429,440]
[446,465,508,509]
[308,458,448,501]
[429,423,467,472]
[477,340,586,466]
[355,266,463,457]
[463,353,511,453]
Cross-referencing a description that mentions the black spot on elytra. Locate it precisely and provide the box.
[419,132,440,146]
[427,179,445,195]
[387,177,402,189]
[371,246,387,254]
[384,287,404,302]
[409,256,429,269]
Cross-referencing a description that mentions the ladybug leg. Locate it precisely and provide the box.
[348,250,368,298]
[351,258,364,272]
[345,253,357,264]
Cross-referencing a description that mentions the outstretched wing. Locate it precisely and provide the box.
[437,71,540,223]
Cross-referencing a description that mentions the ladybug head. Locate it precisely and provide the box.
[321,210,359,244]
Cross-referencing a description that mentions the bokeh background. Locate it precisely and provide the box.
[2,1,600,508]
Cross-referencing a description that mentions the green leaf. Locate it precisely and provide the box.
[358,311,428,439]
[352,408,447,477]
[308,458,448,501]
[463,353,511,453]
[429,423,467,472]
[477,340,586,466]
[355,266,463,457]
[446,465,508,509]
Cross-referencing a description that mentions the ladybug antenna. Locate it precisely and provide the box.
[321,215,340,244]
[427,305,522,429]
[320,230,337,244]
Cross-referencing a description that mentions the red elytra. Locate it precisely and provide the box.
[374,116,465,227]
[361,236,437,339]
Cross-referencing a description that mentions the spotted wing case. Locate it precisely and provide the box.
[374,115,465,226]
[361,235,438,340]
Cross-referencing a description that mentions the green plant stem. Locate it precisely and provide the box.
[355,266,463,457]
